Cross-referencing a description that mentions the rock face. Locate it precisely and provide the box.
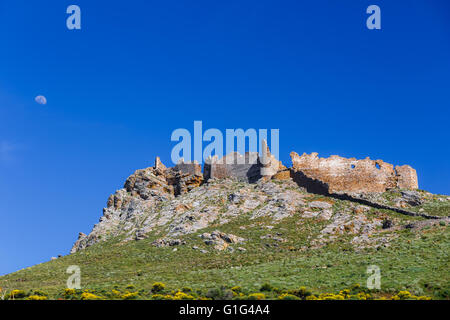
[70,157,203,253]
[290,152,418,194]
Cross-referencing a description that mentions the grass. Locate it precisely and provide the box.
[1,204,448,299]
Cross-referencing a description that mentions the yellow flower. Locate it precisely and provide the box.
[9,290,26,298]
[152,282,166,292]
[397,291,412,300]
[26,295,48,300]
[64,288,76,295]
[278,293,300,300]
[173,291,195,300]
[248,293,266,300]
[81,292,102,300]
[120,292,139,300]
[231,286,242,293]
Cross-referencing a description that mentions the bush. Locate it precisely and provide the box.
[278,293,300,300]
[32,290,48,297]
[80,292,102,300]
[294,286,312,298]
[121,292,139,300]
[205,287,233,300]
[9,290,27,299]
[26,295,48,300]
[247,293,266,300]
[231,286,242,293]
[64,288,76,296]
[152,282,166,292]
[259,283,274,292]
[173,292,195,300]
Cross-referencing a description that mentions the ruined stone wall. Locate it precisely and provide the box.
[395,165,419,190]
[203,141,284,183]
[204,152,262,183]
[290,152,418,194]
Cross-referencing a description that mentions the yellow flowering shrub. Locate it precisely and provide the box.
[9,290,27,299]
[278,293,300,300]
[152,282,165,292]
[81,292,102,300]
[64,288,76,296]
[173,291,195,300]
[26,295,48,300]
[152,294,174,300]
[121,292,139,300]
[231,286,242,293]
[247,293,266,300]
[396,291,412,300]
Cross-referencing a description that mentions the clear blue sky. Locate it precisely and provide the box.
[0,0,449,275]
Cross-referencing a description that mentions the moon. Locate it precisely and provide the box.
[35,95,47,105]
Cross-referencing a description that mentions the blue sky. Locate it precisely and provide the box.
[0,0,449,275]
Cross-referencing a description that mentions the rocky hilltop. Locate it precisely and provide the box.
[71,148,448,254]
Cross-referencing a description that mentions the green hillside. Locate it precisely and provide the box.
[1,181,448,300]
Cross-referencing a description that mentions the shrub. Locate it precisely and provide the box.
[296,286,312,298]
[350,283,361,293]
[81,292,102,300]
[247,293,266,300]
[32,290,48,297]
[173,292,195,300]
[231,286,242,293]
[339,289,350,298]
[121,292,139,300]
[318,293,345,300]
[152,282,166,292]
[395,291,412,300]
[64,288,76,296]
[152,294,174,300]
[26,295,48,300]
[259,283,274,292]
[278,293,300,300]
[9,290,27,299]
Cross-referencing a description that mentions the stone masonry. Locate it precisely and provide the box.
[290,152,418,194]
[203,140,284,183]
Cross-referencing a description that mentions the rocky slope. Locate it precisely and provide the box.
[71,158,449,254]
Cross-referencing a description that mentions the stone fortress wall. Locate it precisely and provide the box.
[160,140,418,194]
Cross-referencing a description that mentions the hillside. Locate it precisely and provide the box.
[1,167,449,300]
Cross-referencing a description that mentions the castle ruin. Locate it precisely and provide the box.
[155,143,418,195]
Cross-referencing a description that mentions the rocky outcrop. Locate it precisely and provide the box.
[200,230,245,251]
[71,157,203,253]
[290,152,418,194]
[71,149,425,254]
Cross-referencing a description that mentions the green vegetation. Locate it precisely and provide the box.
[1,190,448,300]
